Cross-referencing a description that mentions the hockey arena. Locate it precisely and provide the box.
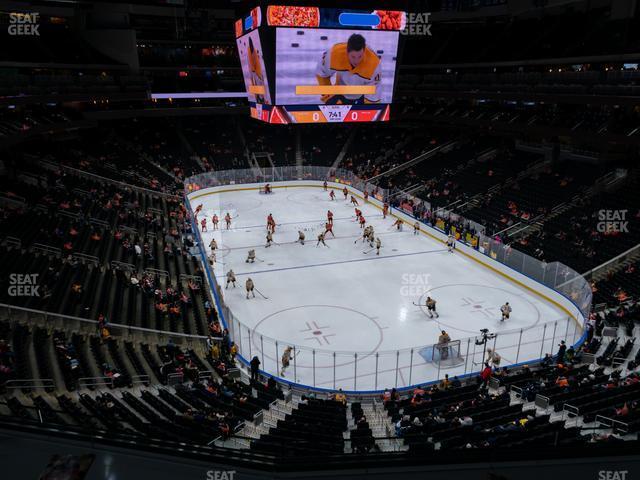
[189,176,584,392]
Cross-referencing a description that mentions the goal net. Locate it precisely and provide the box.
[419,340,465,368]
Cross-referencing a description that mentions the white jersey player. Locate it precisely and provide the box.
[297,230,305,245]
[447,234,455,253]
[246,278,255,299]
[315,33,382,105]
[375,237,382,255]
[426,296,439,318]
[500,302,512,322]
[265,231,273,248]
[246,249,256,263]
[226,270,236,289]
[486,348,501,368]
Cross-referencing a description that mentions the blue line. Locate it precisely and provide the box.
[220,248,449,278]
[217,214,382,232]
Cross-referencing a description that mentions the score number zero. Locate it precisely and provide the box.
[312,111,359,122]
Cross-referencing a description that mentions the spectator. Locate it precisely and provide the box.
[250,356,261,382]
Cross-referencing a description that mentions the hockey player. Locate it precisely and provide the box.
[194,204,203,217]
[426,296,439,318]
[264,183,272,194]
[267,213,275,233]
[364,190,369,202]
[327,210,334,225]
[200,218,207,232]
[324,222,335,237]
[382,202,389,219]
[486,348,501,368]
[500,302,512,322]
[413,221,420,235]
[297,230,305,245]
[323,181,328,191]
[329,190,336,201]
[280,346,293,376]
[246,278,255,299]
[354,207,362,220]
[438,330,451,360]
[246,249,256,263]
[224,212,232,230]
[317,231,327,247]
[342,187,348,200]
[209,238,217,251]
[265,230,274,248]
[361,225,371,242]
[359,215,366,229]
[393,218,403,231]
[212,214,219,230]
[225,270,237,289]
[375,237,382,255]
[447,233,455,253]
[350,195,359,207]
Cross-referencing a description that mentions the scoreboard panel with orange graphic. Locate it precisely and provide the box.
[235,6,405,124]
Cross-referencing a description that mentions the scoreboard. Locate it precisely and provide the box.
[235,6,405,124]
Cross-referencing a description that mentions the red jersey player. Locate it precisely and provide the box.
[267,213,275,233]
[354,208,362,220]
[224,212,232,230]
[212,214,219,230]
[324,222,335,237]
[342,187,348,200]
[382,202,389,219]
[200,218,207,232]
[350,195,359,206]
[327,210,334,225]
[329,190,336,201]
[359,215,366,229]
[364,190,369,202]
[194,204,203,217]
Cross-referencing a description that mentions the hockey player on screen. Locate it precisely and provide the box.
[500,302,512,322]
[327,210,334,225]
[383,202,389,219]
[392,218,403,231]
[246,249,256,263]
[200,218,207,232]
[350,195,359,207]
[224,212,232,230]
[315,34,381,105]
[413,221,420,235]
[212,214,219,230]
[297,230,305,245]
[323,181,328,191]
[280,346,293,376]
[329,190,336,201]
[265,230,274,248]
[375,237,382,255]
[343,187,348,200]
[267,213,275,233]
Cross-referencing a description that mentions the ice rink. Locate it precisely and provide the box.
[193,185,577,391]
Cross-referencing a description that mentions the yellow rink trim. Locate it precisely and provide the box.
[295,85,376,95]
[248,85,266,94]
[189,184,582,328]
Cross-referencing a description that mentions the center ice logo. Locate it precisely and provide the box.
[400,273,432,297]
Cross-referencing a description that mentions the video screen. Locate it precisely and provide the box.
[275,28,399,106]
[236,29,272,105]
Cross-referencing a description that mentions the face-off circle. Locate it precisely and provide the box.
[250,305,383,369]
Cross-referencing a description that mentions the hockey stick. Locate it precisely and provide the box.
[254,288,269,300]
[363,248,375,254]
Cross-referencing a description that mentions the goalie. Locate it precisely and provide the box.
[316,33,381,105]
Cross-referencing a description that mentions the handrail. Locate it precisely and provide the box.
[0,303,210,341]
